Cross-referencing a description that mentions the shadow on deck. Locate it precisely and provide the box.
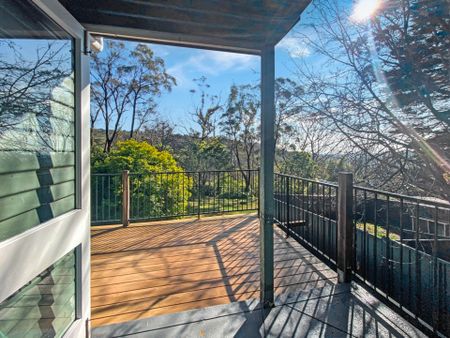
[91,283,426,338]
[90,214,337,327]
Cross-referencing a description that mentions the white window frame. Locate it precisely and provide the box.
[0,1,90,337]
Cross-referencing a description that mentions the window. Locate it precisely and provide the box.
[0,0,76,241]
[0,250,77,337]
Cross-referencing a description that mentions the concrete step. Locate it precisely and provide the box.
[92,283,426,338]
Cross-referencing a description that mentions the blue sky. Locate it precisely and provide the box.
[105,2,322,133]
[126,34,312,133]
[98,0,360,133]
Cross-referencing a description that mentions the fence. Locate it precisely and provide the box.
[91,169,259,225]
[353,185,450,336]
[91,170,449,335]
[274,173,339,267]
[91,173,122,225]
[273,172,450,336]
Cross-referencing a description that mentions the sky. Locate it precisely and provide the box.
[96,0,361,133]
[99,1,323,134]
[145,41,298,132]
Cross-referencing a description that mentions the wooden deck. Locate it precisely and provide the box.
[90,214,337,327]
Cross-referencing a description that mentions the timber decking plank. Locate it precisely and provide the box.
[91,215,337,327]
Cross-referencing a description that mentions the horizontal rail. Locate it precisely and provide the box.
[354,185,450,208]
[92,169,259,225]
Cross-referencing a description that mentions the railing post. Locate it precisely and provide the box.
[197,172,201,219]
[257,169,260,217]
[122,170,130,227]
[286,176,290,238]
[337,172,353,283]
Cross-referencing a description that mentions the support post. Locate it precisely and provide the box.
[337,172,353,283]
[260,45,275,307]
[122,170,130,227]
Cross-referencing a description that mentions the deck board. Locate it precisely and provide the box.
[91,214,337,327]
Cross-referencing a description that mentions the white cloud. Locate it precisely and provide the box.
[150,44,171,57]
[277,36,310,58]
[167,50,258,86]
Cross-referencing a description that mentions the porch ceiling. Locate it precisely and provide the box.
[58,0,311,54]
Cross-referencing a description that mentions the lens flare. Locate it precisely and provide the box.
[351,0,381,22]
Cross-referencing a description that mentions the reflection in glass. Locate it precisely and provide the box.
[0,0,75,241]
[0,250,76,337]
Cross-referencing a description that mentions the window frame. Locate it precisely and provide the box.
[0,1,91,337]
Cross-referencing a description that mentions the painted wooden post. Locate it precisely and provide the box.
[122,170,130,227]
[260,45,275,307]
[337,172,353,283]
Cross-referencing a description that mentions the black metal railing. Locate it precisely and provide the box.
[91,169,259,224]
[91,169,449,335]
[353,186,450,336]
[274,173,338,266]
[91,173,122,225]
[273,172,450,336]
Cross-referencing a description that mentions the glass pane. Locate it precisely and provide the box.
[0,250,76,338]
[0,0,75,241]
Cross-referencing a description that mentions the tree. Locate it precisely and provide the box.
[128,44,176,139]
[290,0,450,199]
[90,40,175,152]
[220,84,260,192]
[93,139,190,217]
[274,78,303,151]
[373,0,450,126]
[0,41,73,152]
[279,151,318,179]
[189,76,222,140]
[140,119,176,151]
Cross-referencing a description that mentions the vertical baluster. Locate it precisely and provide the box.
[415,202,421,318]
[328,186,332,260]
[301,180,305,239]
[399,198,404,309]
[374,192,378,289]
[101,175,104,222]
[197,172,201,219]
[353,187,357,277]
[115,175,118,220]
[432,206,438,329]
[363,190,368,281]
[257,169,260,216]
[386,196,391,297]
[322,184,326,253]
[286,176,290,237]
[95,176,99,222]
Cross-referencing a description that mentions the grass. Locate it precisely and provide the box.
[187,196,258,214]
[356,222,400,241]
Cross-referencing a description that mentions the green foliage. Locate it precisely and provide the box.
[323,158,352,182]
[93,139,180,173]
[197,138,232,171]
[279,152,318,179]
[177,137,232,172]
[93,139,191,217]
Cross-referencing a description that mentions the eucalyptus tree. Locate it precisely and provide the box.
[90,39,175,152]
[189,76,222,141]
[220,84,259,192]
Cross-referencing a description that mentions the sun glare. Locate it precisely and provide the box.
[351,0,381,22]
